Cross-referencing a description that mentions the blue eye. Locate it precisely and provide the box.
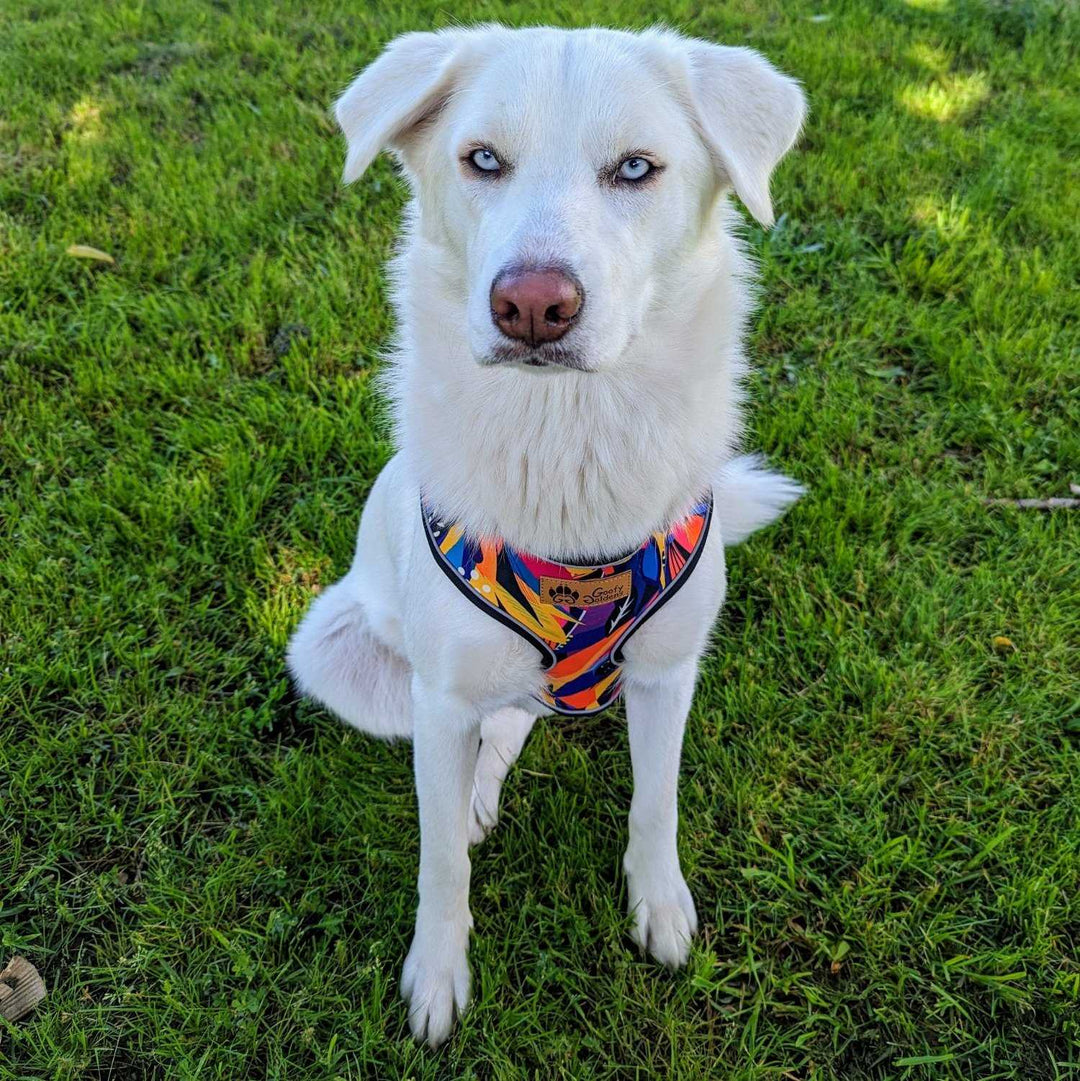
[617,156,652,181]
[469,148,501,173]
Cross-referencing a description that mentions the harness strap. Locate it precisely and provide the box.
[422,495,712,715]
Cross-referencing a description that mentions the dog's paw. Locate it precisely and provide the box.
[400,919,472,1048]
[467,742,507,846]
[468,786,497,847]
[625,866,698,969]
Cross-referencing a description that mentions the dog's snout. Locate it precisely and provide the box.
[490,266,583,345]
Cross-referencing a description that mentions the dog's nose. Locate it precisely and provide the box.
[490,266,583,345]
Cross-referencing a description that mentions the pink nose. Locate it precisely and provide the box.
[490,266,583,345]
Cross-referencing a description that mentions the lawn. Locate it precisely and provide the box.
[2,0,1078,1077]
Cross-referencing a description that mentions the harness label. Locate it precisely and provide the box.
[540,571,632,609]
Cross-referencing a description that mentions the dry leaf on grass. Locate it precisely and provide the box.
[66,244,115,264]
[0,956,47,1023]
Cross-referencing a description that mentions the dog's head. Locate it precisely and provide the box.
[335,26,805,374]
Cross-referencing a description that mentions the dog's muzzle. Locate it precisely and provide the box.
[483,342,594,372]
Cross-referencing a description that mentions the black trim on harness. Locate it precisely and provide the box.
[612,495,713,664]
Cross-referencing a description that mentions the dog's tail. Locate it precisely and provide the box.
[287,578,414,740]
[714,454,804,545]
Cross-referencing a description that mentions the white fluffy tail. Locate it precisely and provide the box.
[286,578,413,740]
[714,454,803,545]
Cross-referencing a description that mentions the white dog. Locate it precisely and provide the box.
[288,25,806,1047]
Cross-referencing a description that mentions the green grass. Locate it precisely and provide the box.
[2,0,1078,1077]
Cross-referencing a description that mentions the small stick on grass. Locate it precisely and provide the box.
[982,497,1080,509]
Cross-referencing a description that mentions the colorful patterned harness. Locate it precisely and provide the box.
[422,495,713,715]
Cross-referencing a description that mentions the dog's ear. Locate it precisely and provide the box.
[681,43,807,227]
[335,31,468,184]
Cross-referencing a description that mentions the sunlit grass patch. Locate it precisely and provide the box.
[68,97,104,141]
[899,71,990,122]
[909,194,973,239]
[905,41,951,73]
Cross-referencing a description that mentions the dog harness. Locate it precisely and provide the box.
[422,494,713,715]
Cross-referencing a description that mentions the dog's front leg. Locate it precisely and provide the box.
[623,659,699,968]
[400,678,479,1047]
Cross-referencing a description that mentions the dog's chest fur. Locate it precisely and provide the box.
[387,212,752,561]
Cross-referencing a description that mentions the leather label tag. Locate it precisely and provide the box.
[540,572,631,608]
